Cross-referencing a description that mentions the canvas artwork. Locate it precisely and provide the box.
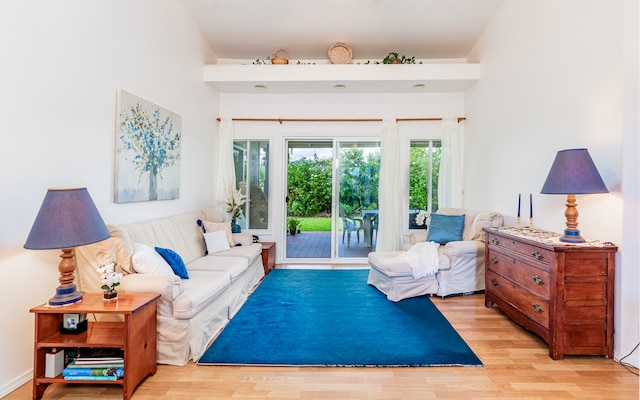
[115,89,181,203]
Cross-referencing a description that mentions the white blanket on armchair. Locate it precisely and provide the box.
[396,241,440,280]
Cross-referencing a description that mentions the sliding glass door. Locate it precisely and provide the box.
[337,141,380,258]
[284,139,380,262]
[285,140,333,259]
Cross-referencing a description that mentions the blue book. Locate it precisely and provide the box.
[63,367,123,378]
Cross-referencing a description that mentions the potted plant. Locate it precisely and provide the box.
[287,218,302,236]
[382,52,416,64]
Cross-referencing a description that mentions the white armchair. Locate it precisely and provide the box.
[368,208,504,301]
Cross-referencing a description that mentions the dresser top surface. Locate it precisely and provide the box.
[484,227,618,251]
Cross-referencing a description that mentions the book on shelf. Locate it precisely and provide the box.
[72,348,124,365]
[63,367,124,378]
[65,360,124,369]
[63,375,120,381]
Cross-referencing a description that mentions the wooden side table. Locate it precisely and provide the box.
[261,242,276,275]
[30,292,160,400]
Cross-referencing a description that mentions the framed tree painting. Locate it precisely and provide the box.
[115,89,181,203]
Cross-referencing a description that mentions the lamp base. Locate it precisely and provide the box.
[49,284,83,306]
[559,228,585,243]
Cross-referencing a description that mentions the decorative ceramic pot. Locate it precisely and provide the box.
[103,289,118,302]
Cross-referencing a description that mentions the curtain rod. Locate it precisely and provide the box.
[216,117,465,124]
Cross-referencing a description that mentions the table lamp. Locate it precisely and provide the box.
[24,187,111,306]
[540,149,608,243]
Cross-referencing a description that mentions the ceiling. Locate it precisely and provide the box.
[182,0,503,62]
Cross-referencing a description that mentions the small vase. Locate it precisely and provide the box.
[231,219,241,233]
[103,289,118,302]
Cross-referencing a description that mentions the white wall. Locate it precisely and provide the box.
[220,92,464,259]
[464,0,638,366]
[0,1,219,396]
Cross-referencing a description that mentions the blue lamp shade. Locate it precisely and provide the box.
[540,149,608,195]
[540,149,608,243]
[24,188,110,305]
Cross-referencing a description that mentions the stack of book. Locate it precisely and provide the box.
[62,349,124,381]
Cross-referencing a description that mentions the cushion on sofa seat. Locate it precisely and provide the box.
[187,255,247,280]
[369,250,449,277]
[209,242,262,262]
[155,247,189,279]
[204,230,231,253]
[132,243,176,276]
[173,270,231,319]
[201,220,235,247]
[90,225,135,274]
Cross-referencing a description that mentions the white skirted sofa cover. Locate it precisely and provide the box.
[74,209,264,365]
[368,208,503,301]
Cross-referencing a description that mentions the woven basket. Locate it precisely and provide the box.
[271,49,289,65]
[328,42,353,64]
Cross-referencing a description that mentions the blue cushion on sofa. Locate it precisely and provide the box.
[155,247,189,279]
[427,214,465,245]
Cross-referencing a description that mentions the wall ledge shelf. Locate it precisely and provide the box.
[203,63,480,94]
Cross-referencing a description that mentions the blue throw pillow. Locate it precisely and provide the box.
[155,247,189,279]
[427,214,465,245]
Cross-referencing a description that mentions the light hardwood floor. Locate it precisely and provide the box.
[8,282,638,399]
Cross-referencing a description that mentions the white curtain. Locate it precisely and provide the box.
[213,119,236,215]
[375,120,404,251]
[438,118,464,208]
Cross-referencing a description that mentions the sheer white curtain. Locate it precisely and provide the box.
[438,118,464,208]
[376,120,404,251]
[213,119,236,214]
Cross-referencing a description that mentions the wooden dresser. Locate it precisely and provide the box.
[483,227,617,360]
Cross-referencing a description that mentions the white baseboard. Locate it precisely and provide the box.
[0,369,31,398]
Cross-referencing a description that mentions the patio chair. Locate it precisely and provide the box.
[340,207,364,246]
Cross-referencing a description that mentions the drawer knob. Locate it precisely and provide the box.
[531,251,543,261]
[491,278,499,286]
[532,303,544,313]
[532,275,545,285]
[491,256,499,264]
[491,238,500,246]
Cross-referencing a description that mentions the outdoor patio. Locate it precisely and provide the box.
[285,231,376,259]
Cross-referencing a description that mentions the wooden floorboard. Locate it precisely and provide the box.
[8,283,638,399]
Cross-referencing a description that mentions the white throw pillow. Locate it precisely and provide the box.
[204,230,231,253]
[202,220,235,246]
[131,242,175,276]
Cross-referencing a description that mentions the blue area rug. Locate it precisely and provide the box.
[198,269,482,367]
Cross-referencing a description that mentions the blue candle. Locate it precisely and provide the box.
[517,193,521,217]
[530,193,533,218]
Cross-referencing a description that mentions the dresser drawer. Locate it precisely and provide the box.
[486,270,550,329]
[487,250,551,299]
[487,232,554,264]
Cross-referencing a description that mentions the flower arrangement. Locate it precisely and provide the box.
[415,210,431,227]
[97,261,122,292]
[224,185,247,220]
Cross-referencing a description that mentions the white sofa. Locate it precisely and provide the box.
[368,208,503,301]
[74,209,264,366]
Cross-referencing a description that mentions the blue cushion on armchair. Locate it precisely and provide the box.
[427,214,465,245]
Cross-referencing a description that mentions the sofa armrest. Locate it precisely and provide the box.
[409,230,428,244]
[444,240,484,259]
[118,273,182,302]
[232,232,254,246]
